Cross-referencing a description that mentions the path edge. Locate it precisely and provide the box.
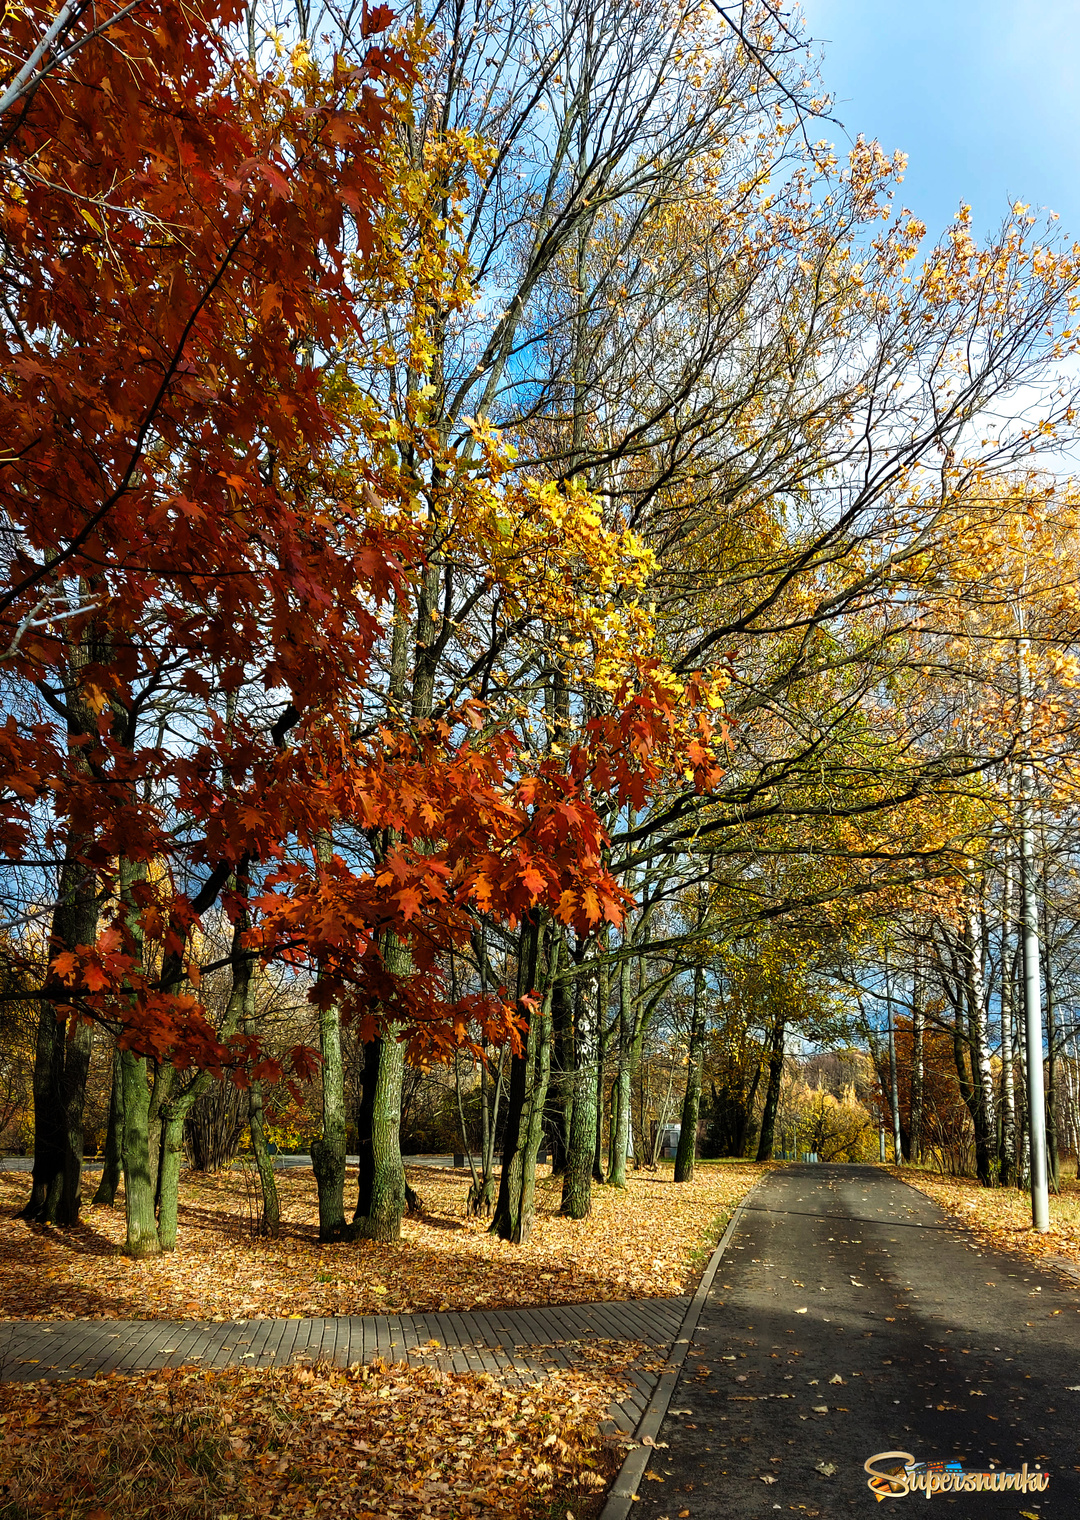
[598,1174,762,1520]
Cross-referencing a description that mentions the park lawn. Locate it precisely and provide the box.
[0,1351,632,1520]
[0,1160,763,1322]
[895,1166,1080,1275]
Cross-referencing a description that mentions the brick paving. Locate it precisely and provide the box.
[0,1295,690,1436]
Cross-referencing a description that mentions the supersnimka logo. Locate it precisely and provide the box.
[864,1451,1051,1501]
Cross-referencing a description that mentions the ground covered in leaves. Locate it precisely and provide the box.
[896,1167,1080,1277]
[0,1352,629,1519]
[0,1161,762,1321]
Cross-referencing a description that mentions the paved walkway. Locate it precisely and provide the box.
[632,1163,1080,1519]
[0,1294,690,1437]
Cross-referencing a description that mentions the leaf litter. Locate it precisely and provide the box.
[0,1352,632,1519]
[895,1169,1080,1282]
[0,1162,762,1322]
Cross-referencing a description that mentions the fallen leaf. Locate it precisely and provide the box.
[0,1355,625,1520]
[0,1164,764,1322]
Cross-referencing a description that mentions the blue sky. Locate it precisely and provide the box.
[798,1,1080,245]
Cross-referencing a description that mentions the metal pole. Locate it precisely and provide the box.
[1018,632,1049,1232]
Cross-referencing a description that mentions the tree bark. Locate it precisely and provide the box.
[592,950,611,1183]
[22,991,65,1223]
[24,849,99,1225]
[109,856,159,1253]
[999,841,1018,1187]
[353,1036,379,1221]
[562,961,596,1218]
[491,917,550,1242]
[247,1070,280,1236]
[675,964,706,1182]
[1042,895,1060,1192]
[156,1107,188,1251]
[910,948,925,1167]
[888,995,902,1165]
[311,833,347,1240]
[607,953,634,1187]
[92,1041,124,1206]
[60,1018,92,1223]
[546,933,572,1175]
[25,605,103,1227]
[157,1068,221,1251]
[353,1025,407,1241]
[961,907,995,1186]
[353,934,411,1241]
[311,999,348,1239]
[120,1047,159,1256]
[755,1015,785,1161]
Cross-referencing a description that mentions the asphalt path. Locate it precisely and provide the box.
[635,1164,1080,1520]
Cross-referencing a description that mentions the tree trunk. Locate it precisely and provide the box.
[546,934,572,1175]
[24,847,99,1225]
[607,954,633,1187]
[120,1048,159,1256]
[630,984,649,1169]
[110,856,159,1254]
[755,1016,785,1161]
[592,951,611,1183]
[157,1069,221,1251]
[491,917,550,1242]
[311,995,347,1239]
[949,950,985,1182]
[910,948,925,1167]
[468,1041,502,1217]
[354,1036,379,1221]
[675,964,706,1182]
[972,905,997,1185]
[22,993,65,1223]
[1042,902,1060,1192]
[888,999,902,1166]
[1000,844,1018,1187]
[310,831,347,1240]
[60,1019,92,1224]
[156,1108,188,1252]
[961,907,995,1187]
[562,965,596,1218]
[25,612,102,1226]
[247,1073,280,1236]
[353,1026,407,1241]
[93,1041,125,1206]
[353,932,411,1241]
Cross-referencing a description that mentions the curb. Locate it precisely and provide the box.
[598,1179,760,1520]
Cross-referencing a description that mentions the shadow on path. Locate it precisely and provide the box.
[634,1163,1080,1520]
